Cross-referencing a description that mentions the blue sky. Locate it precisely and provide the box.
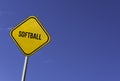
[0,0,120,81]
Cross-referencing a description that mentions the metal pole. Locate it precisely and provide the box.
[21,56,29,81]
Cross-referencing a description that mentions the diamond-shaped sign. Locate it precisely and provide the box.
[10,16,50,56]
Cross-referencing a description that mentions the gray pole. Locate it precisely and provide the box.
[21,56,29,81]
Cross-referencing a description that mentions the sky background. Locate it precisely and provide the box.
[0,0,120,81]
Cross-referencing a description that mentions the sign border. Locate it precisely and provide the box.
[10,16,50,56]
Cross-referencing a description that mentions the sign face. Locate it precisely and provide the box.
[10,16,50,56]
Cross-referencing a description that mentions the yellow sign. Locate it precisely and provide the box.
[10,16,50,56]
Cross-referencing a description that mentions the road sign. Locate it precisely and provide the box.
[10,16,50,56]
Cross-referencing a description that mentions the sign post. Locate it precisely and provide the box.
[21,56,29,81]
[10,16,50,81]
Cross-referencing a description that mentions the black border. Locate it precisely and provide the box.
[10,16,50,56]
